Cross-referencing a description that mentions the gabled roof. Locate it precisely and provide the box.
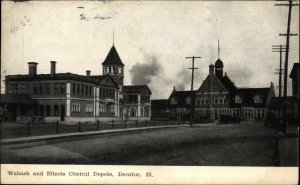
[0,94,37,105]
[123,85,152,94]
[90,75,118,88]
[168,90,193,108]
[217,74,237,93]
[232,87,271,107]
[151,99,168,110]
[102,46,125,66]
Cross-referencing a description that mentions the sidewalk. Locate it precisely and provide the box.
[278,124,299,166]
[1,124,191,145]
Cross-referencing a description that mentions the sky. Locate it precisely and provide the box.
[1,1,299,99]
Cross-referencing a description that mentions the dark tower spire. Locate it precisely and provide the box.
[215,39,224,78]
[218,39,220,59]
[112,27,114,46]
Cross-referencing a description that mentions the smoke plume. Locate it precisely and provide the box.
[130,55,162,85]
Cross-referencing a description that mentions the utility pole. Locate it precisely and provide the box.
[272,44,286,129]
[186,56,201,127]
[275,0,299,133]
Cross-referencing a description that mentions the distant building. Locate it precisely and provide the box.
[151,54,275,122]
[1,44,151,123]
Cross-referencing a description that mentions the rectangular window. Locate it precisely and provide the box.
[72,103,81,112]
[45,83,50,95]
[39,83,45,95]
[85,104,94,112]
[81,84,84,95]
[85,85,88,95]
[72,84,76,95]
[89,86,92,96]
[46,105,50,116]
[77,84,80,94]
[60,83,65,94]
[54,105,59,116]
[39,105,44,116]
[54,83,60,94]
[19,84,26,94]
[33,84,39,95]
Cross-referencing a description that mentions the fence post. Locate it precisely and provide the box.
[146,120,148,127]
[112,120,114,129]
[27,121,31,136]
[154,121,156,126]
[124,120,127,128]
[56,120,59,134]
[135,120,138,128]
[78,121,81,132]
[167,120,168,126]
[96,120,99,131]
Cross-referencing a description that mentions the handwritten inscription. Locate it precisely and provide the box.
[11,16,30,35]
[80,14,111,21]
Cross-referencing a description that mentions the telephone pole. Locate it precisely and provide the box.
[186,56,201,127]
[272,44,286,129]
[275,0,299,133]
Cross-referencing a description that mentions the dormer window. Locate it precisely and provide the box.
[234,95,242,104]
[186,97,191,104]
[171,97,177,105]
[254,95,262,103]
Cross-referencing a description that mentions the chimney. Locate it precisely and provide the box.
[86,70,91,78]
[50,61,56,77]
[28,62,38,78]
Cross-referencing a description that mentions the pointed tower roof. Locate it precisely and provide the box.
[102,46,125,66]
[215,39,223,67]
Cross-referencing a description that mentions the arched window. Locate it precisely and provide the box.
[253,95,262,103]
[145,107,150,117]
[141,107,144,117]
[234,95,242,104]
[107,102,114,113]
[171,98,177,105]
[186,97,191,104]
[129,107,137,117]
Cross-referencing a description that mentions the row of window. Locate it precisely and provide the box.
[99,88,115,99]
[37,104,62,116]
[8,83,66,95]
[72,103,94,113]
[192,108,265,118]
[128,107,150,117]
[72,83,93,96]
[104,66,123,74]
[170,96,262,105]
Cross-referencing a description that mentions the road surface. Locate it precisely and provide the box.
[1,121,279,166]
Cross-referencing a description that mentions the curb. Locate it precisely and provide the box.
[1,124,189,146]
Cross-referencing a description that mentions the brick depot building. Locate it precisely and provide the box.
[2,45,151,123]
[151,56,275,122]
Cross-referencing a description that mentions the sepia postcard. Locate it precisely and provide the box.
[1,0,299,184]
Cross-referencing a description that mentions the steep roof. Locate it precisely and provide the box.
[232,87,271,108]
[0,94,37,105]
[151,99,168,110]
[168,90,194,108]
[217,74,237,93]
[102,46,125,66]
[215,59,224,68]
[123,85,152,94]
